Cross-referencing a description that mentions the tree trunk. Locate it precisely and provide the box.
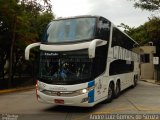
[8,15,17,88]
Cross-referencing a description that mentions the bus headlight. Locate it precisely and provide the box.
[80,86,94,94]
[81,89,87,94]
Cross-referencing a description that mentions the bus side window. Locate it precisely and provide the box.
[96,17,111,41]
[112,27,135,51]
[109,60,134,75]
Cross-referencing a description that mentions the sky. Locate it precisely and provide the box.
[51,0,155,28]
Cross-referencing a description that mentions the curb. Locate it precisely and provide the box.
[155,82,160,85]
[0,86,35,95]
[140,79,160,85]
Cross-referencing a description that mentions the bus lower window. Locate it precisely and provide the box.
[109,60,134,75]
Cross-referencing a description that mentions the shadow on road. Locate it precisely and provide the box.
[43,103,104,113]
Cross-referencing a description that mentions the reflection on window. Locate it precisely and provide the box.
[112,27,137,51]
[42,17,96,43]
[39,53,92,82]
[96,17,111,40]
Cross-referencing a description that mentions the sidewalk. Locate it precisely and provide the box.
[140,79,160,85]
[0,85,35,95]
[0,76,36,95]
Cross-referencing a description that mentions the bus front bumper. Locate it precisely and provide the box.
[37,90,96,107]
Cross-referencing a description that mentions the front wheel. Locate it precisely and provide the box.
[103,83,114,103]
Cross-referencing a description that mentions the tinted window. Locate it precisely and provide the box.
[141,54,150,63]
[112,27,136,50]
[109,60,134,75]
[38,50,93,85]
[95,17,111,40]
[93,45,108,77]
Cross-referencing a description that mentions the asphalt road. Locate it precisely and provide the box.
[0,81,160,120]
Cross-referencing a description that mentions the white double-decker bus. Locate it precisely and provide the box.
[25,15,140,107]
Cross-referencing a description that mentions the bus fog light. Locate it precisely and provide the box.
[81,97,89,103]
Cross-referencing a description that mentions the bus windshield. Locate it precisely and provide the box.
[39,51,93,84]
[42,17,96,43]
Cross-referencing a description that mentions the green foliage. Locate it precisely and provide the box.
[145,17,160,41]
[120,16,160,45]
[0,0,54,80]
[129,0,160,11]
[36,12,55,40]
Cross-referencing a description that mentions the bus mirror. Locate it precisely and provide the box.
[25,42,40,60]
[88,39,107,58]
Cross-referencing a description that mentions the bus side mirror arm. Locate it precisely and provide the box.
[25,42,40,60]
[88,39,107,58]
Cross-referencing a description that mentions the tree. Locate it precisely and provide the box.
[0,0,54,88]
[129,0,160,11]
[0,0,18,83]
[119,16,160,45]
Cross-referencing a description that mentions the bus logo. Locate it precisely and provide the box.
[44,53,59,56]
[57,92,61,96]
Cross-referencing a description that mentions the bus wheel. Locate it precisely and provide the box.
[102,82,114,104]
[132,76,138,87]
[133,78,137,87]
[104,82,114,103]
[114,81,120,98]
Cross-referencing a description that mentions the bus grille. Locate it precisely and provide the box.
[41,90,80,97]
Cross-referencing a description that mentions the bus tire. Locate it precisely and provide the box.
[132,75,138,87]
[114,81,120,98]
[103,82,114,103]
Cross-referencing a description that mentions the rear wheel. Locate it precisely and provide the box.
[132,75,138,87]
[114,81,120,98]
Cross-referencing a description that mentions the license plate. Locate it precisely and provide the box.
[54,99,64,104]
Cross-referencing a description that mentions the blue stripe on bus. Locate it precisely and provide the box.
[88,80,95,87]
[88,80,95,103]
[88,90,94,103]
